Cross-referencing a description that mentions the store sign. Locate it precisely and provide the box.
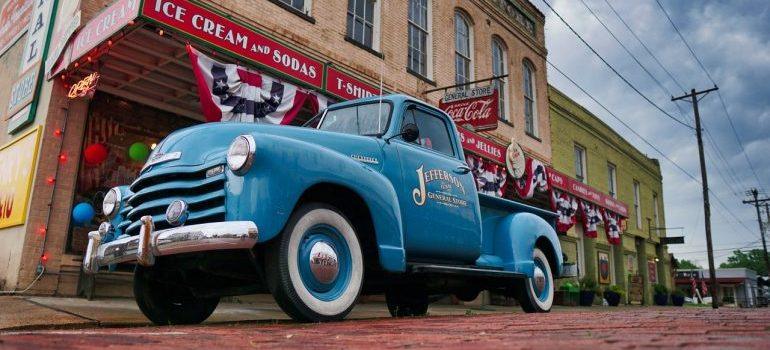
[648,260,658,283]
[6,67,38,118]
[505,140,525,179]
[325,66,381,100]
[68,72,100,99]
[548,169,629,217]
[0,126,42,229]
[50,0,138,77]
[0,0,33,57]
[142,0,323,88]
[457,127,505,164]
[18,0,53,73]
[439,85,499,131]
[45,0,81,77]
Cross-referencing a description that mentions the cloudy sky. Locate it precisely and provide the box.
[529,0,770,267]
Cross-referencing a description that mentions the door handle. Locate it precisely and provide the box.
[453,165,471,174]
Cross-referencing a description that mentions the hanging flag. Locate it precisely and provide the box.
[579,200,602,238]
[514,158,549,199]
[701,279,709,296]
[601,209,622,245]
[187,45,327,124]
[466,153,507,197]
[550,189,578,233]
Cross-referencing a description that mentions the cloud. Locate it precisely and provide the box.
[534,0,770,266]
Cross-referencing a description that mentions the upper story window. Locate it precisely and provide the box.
[523,59,537,136]
[633,180,642,229]
[403,107,455,157]
[653,192,660,232]
[491,37,508,121]
[347,0,380,51]
[454,11,473,88]
[275,0,310,13]
[607,162,617,198]
[407,0,431,78]
[574,144,586,183]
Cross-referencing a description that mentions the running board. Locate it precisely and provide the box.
[408,263,526,279]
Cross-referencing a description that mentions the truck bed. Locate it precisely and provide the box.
[477,193,557,225]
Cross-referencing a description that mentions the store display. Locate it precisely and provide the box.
[83,143,108,165]
[72,202,95,225]
[128,142,150,162]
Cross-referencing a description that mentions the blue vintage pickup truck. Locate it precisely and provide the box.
[83,94,567,324]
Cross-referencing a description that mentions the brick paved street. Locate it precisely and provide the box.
[2,307,769,349]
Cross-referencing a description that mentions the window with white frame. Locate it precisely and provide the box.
[347,0,380,50]
[276,0,310,13]
[454,11,473,88]
[407,0,431,78]
[523,59,537,136]
[633,180,642,229]
[607,162,617,198]
[574,144,586,183]
[653,192,660,234]
[491,37,508,121]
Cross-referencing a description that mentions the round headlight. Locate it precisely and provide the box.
[102,187,121,217]
[227,135,256,175]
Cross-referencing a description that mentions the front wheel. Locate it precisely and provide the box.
[266,203,364,322]
[517,247,554,313]
[133,265,219,325]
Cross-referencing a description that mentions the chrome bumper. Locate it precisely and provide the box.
[83,216,258,274]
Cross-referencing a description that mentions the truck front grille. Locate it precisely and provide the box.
[121,164,226,236]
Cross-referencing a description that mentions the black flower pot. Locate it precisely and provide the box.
[604,291,621,306]
[671,295,685,306]
[654,293,668,306]
[579,291,595,306]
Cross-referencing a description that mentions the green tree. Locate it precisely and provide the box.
[719,249,767,275]
[677,259,701,270]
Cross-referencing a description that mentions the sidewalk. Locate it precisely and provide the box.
[0,295,514,331]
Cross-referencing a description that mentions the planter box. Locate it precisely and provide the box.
[654,294,669,306]
[579,291,595,306]
[555,290,579,306]
[604,291,621,306]
[671,295,685,306]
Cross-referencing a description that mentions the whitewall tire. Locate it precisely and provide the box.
[518,247,554,313]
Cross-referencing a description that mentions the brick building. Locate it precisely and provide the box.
[549,85,672,304]
[0,0,551,296]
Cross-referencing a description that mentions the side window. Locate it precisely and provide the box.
[403,108,455,157]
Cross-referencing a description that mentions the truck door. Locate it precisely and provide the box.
[392,103,481,263]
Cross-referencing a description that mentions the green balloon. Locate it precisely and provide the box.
[128,142,150,161]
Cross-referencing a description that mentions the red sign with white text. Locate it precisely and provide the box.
[548,169,629,217]
[458,128,505,164]
[325,66,381,100]
[142,0,323,87]
[440,86,499,131]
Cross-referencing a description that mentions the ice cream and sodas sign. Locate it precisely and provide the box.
[439,85,499,131]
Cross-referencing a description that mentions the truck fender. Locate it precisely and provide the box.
[229,134,406,272]
[493,212,563,278]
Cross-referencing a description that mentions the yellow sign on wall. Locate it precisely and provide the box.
[0,126,41,229]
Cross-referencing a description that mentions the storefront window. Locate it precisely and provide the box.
[277,0,308,13]
[523,59,537,136]
[607,162,617,198]
[454,11,472,88]
[574,144,586,183]
[491,37,508,121]
[634,180,642,229]
[347,0,378,49]
[407,0,430,77]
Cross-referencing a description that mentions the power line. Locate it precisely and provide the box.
[602,0,687,93]
[654,0,765,191]
[540,0,693,129]
[546,60,760,242]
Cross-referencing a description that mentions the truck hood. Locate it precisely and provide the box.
[143,123,385,173]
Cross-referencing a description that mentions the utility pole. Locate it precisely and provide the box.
[672,86,719,309]
[742,189,770,276]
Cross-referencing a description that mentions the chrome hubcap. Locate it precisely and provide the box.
[308,241,339,284]
[533,264,546,293]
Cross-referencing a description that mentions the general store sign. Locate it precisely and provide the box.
[0,126,41,229]
[0,0,33,57]
[325,66,381,100]
[457,127,505,164]
[439,85,499,131]
[548,168,629,217]
[142,0,324,88]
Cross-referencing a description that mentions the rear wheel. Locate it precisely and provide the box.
[386,288,429,317]
[266,203,364,322]
[517,247,554,313]
[133,265,219,325]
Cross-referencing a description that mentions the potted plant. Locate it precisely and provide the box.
[604,284,625,307]
[671,288,685,306]
[653,283,669,306]
[579,277,598,306]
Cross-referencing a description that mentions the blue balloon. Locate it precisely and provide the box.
[72,202,95,225]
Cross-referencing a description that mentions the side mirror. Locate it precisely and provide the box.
[400,123,420,143]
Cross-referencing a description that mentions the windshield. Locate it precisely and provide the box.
[318,102,391,136]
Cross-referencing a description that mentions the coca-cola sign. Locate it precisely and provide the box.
[439,85,499,131]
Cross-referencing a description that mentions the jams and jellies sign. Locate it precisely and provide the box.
[0,126,41,229]
[457,127,505,164]
[439,85,499,131]
[142,0,324,88]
